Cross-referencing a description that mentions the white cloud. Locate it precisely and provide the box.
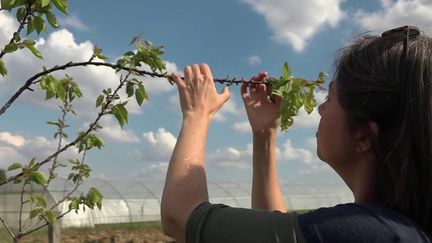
[355,0,432,31]
[0,11,180,120]
[306,136,317,150]
[247,55,262,66]
[241,0,345,51]
[135,128,177,163]
[207,145,252,169]
[298,163,331,175]
[280,139,314,164]
[143,128,176,151]
[97,117,141,143]
[0,146,27,168]
[213,97,241,122]
[0,132,80,170]
[131,128,177,177]
[233,121,251,133]
[0,132,25,147]
[60,14,91,31]
[139,62,179,94]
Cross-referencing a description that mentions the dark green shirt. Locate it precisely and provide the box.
[186,201,431,243]
[186,201,306,243]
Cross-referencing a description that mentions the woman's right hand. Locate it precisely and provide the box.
[241,72,282,134]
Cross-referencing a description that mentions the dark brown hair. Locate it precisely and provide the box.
[335,32,432,235]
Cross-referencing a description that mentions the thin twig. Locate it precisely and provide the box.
[23,209,72,237]
[0,1,33,59]
[18,181,27,234]
[19,74,132,238]
[0,72,132,187]
[0,216,16,240]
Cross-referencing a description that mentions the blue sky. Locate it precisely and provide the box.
[1,0,431,185]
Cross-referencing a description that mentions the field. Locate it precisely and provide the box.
[0,221,174,243]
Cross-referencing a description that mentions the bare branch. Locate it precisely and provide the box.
[18,181,28,234]
[0,216,16,241]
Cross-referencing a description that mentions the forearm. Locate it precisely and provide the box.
[251,128,286,212]
[161,115,210,241]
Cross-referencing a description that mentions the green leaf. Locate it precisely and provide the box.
[135,83,148,106]
[0,169,6,183]
[41,0,50,8]
[69,198,79,212]
[45,210,56,224]
[30,171,47,185]
[7,163,22,171]
[317,72,328,82]
[45,11,59,28]
[27,17,35,35]
[0,59,7,76]
[97,54,108,60]
[1,0,12,10]
[30,208,44,219]
[35,196,47,208]
[93,135,104,149]
[96,95,104,107]
[22,39,36,46]
[4,43,18,53]
[126,81,134,97]
[34,15,46,34]
[24,43,43,59]
[52,0,68,15]
[281,62,291,80]
[111,104,128,128]
[16,7,25,22]
[56,81,66,101]
[86,187,103,209]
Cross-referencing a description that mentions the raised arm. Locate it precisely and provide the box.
[160,64,230,242]
[241,73,286,212]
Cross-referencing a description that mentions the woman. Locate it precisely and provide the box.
[160,26,432,242]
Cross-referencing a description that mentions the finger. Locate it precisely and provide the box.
[250,83,258,94]
[221,86,231,103]
[257,84,266,94]
[256,71,268,81]
[199,63,213,81]
[171,72,185,87]
[184,66,192,81]
[191,64,201,81]
[241,82,249,100]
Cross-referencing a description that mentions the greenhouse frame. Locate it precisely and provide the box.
[0,177,353,229]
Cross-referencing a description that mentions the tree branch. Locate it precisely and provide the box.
[0,1,34,59]
[0,215,16,241]
[0,71,132,186]
[0,60,266,117]
[22,208,71,237]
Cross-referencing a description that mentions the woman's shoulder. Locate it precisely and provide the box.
[298,203,431,243]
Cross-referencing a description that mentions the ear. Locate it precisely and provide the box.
[354,121,379,153]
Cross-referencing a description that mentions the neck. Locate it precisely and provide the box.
[342,153,377,205]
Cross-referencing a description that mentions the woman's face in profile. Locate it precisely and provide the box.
[316,81,356,171]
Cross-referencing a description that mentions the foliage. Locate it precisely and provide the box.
[0,0,324,242]
[267,62,326,131]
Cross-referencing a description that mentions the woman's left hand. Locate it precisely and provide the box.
[171,63,231,122]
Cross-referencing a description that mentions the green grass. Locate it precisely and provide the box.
[0,221,162,241]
